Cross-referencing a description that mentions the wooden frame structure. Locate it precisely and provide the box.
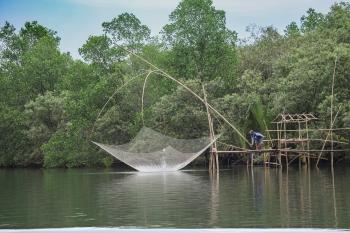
[269,113,318,167]
[215,113,349,169]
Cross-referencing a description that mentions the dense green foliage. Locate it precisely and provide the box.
[1,0,349,167]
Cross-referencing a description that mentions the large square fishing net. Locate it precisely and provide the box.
[93,127,218,172]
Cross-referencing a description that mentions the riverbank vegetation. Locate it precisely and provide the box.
[1,0,349,168]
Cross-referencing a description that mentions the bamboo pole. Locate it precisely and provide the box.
[202,84,217,173]
[277,123,282,168]
[266,128,350,132]
[298,121,305,165]
[306,121,310,166]
[263,138,348,144]
[284,121,288,167]
[216,149,346,153]
[330,56,338,168]
[263,120,273,148]
[301,139,306,165]
[209,117,216,171]
[280,123,283,169]
[276,123,280,168]
[281,149,345,152]
[213,119,219,171]
[263,120,273,167]
[316,105,342,167]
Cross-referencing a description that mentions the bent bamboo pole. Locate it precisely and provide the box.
[141,69,160,125]
[91,71,148,137]
[122,47,250,145]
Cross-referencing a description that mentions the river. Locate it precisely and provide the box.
[0,166,349,229]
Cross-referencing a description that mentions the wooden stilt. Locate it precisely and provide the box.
[202,84,218,173]
[284,121,288,166]
[306,121,310,167]
[263,120,273,167]
[298,121,306,164]
[278,123,282,168]
[276,123,279,168]
[330,56,337,168]
[212,118,219,171]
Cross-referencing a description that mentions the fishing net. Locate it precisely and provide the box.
[93,127,219,172]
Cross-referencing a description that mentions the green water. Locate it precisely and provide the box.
[0,166,349,229]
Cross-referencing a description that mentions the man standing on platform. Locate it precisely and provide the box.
[249,130,265,150]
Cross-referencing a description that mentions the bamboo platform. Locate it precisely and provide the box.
[215,149,346,154]
[211,112,349,169]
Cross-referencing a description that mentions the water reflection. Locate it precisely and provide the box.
[0,166,349,229]
[95,171,212,228]
[209,170,219,226]
[331,167,338,228]
[231,166,347,228]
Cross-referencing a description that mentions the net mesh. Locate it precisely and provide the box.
[93,127,218,172]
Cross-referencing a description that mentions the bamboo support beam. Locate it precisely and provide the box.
[216,150,276,153]
[215,149,346,154]
[266,128,350,132]
[281,149,345,152]
[263,139,348,144]
[216,151,329,162]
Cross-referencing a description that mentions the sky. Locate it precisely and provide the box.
[0,0,339,59]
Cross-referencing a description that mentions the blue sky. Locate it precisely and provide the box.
[0,0,339,59]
